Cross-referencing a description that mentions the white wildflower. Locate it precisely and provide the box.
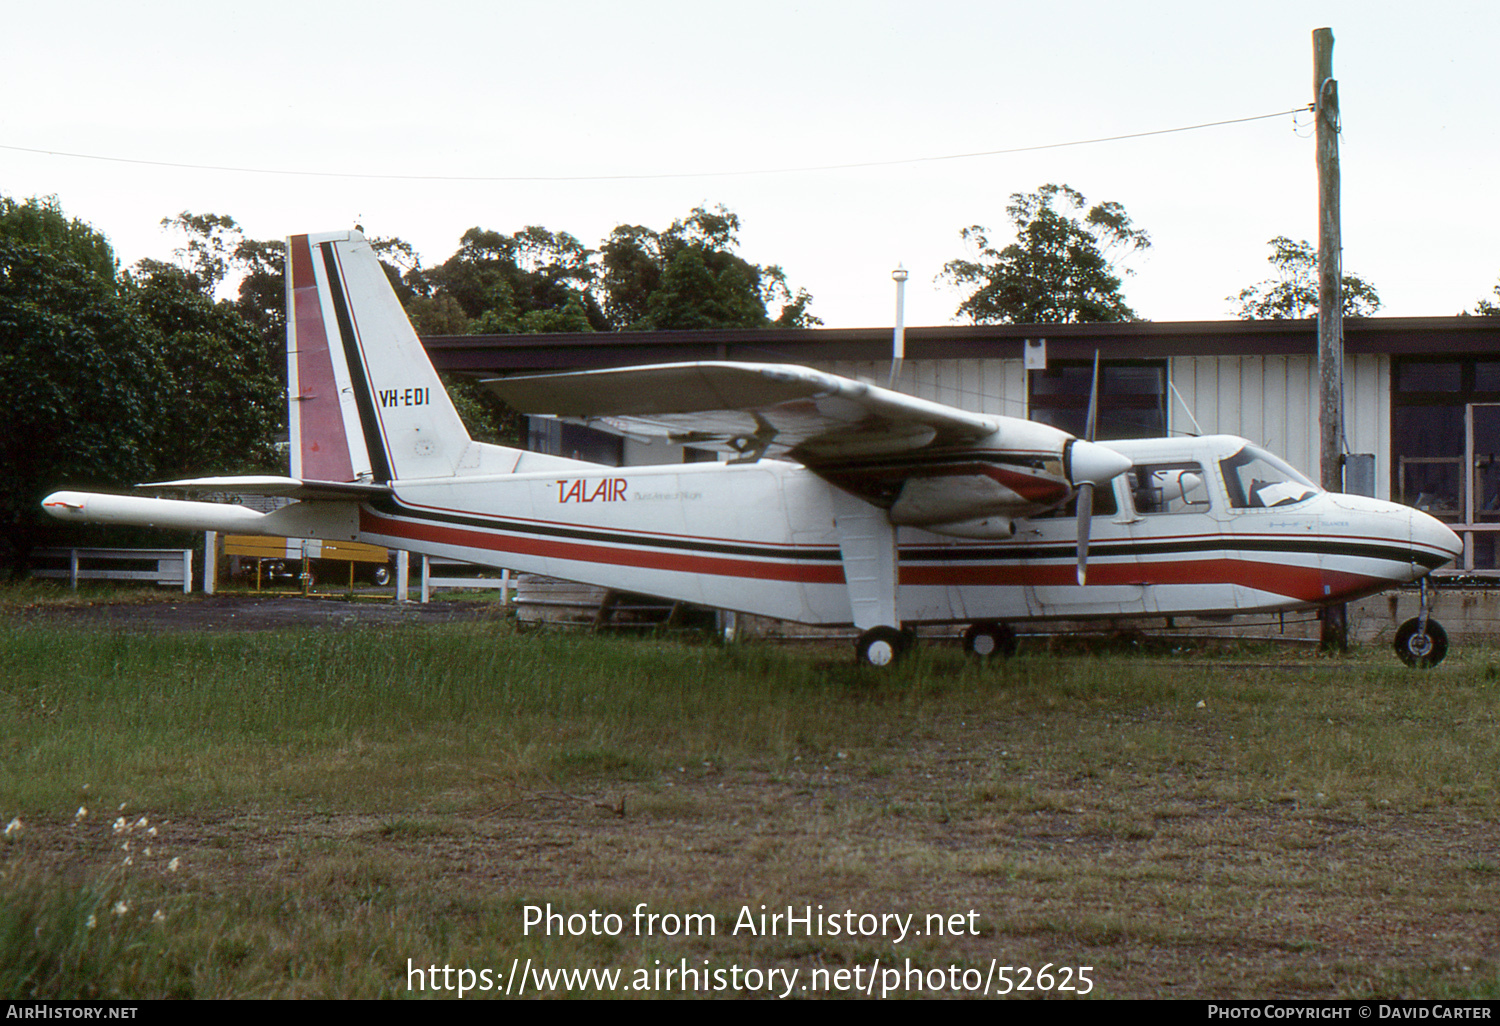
[113,901,129,916]
[167,857,181,873]
[74,806,88,823]
[112,817,127,835]
[151,910,166,924]
[86,913,96,929]
[134,816,148,830]
[4,817,22,839]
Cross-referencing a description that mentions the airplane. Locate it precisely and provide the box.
[41,230,1462,668]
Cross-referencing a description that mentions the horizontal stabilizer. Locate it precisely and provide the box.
[135,476,392,500]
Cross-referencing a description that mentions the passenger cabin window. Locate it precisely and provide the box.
[1218,446,1318,509]
[1130,462,1211,515]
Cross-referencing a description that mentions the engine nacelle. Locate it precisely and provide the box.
[888,474,1032,527]
[918,516,1016,539]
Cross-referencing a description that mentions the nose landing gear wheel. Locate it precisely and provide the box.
[855,626,912,667]
[1394,617,1448,668]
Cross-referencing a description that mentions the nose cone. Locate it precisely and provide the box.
[1410,508,1462,573]
[1067,439,1133,488]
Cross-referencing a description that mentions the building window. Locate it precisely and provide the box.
[527,418,624,466]
[1028,360,1166,440]
[1392,357,1500,571]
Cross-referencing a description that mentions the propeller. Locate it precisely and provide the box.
[1077,353,1102,586]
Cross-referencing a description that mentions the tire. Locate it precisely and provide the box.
[962,622,1017,659]
[855,626,911,667]
[369,564,393,587]
[1394,617,1448,668]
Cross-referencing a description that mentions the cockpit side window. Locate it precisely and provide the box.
[1129,462,1211,515]
[1218,446,1319,509]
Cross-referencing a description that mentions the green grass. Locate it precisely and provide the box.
[6,595,1500,998]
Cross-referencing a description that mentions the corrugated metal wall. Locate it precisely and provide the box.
[1167,354,1389,497]
[816,355,1392,498]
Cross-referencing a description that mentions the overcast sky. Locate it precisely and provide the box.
[4,0,1496,329]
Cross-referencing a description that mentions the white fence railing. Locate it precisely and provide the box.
[414,555,513,604]
[32,548,193,593]
[30,545,517,603]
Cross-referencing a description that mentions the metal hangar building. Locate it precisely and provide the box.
[422,316,1500,577]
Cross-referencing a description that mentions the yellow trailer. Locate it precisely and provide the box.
[225,536,394,587]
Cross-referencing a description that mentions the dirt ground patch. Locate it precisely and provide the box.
[16,757,1500,1000]
[10,593,503,633]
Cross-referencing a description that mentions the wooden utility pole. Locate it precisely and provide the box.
[1315,27,1348,651]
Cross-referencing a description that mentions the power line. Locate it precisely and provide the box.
[2,107,1309,184]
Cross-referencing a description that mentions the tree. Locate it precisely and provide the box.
[1228,236,1381,319]
[940,183,1151,324]
[230,236,289,358]
[128,262,283,479]
[599,205,820,330]
[420,226,605,331]
[0,199,299,572]
[637,245,767,330]
[0,195,118,280]
[156,211,244,297]
[1471,276,1500,316]
[0,236,172,571]
[598,224,665,328]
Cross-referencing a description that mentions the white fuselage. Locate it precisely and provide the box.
[343,435,1457,627]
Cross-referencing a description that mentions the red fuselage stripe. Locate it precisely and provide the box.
[362,508,1388,602]
[361,509,845,584]
[903,558,1382,604]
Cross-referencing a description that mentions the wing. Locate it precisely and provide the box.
[481,362,1000,462]
[482,361,1131,540]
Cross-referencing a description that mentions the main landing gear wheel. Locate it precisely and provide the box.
[962,622,1017,659]
[1394,617,1448,668]
[855,626,912,667]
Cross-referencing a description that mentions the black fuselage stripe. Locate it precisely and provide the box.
[905,538,1445,568]
[369,494,842,560]
[370,495,1432,569]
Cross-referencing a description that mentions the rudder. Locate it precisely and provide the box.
[287,230,472,484]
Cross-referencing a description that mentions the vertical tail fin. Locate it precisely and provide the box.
[287,230,472,484]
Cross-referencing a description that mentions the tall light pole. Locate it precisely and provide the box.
[889,265,908,390]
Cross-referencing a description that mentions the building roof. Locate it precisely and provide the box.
[422,316,1500,375]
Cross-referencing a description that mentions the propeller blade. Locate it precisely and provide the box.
[1085,351,1101,443]
[1076,481,1094,586]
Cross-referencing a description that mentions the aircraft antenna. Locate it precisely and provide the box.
[1168,379,1203,436]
